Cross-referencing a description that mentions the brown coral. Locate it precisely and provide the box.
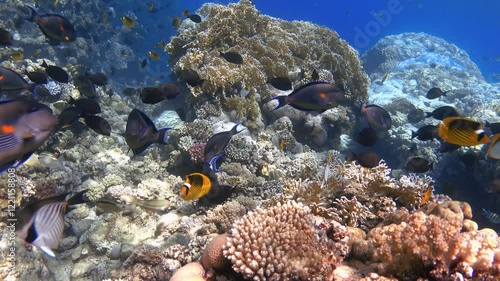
[200,233,230,273]
[167,0,369,102]
[365,211,500,278]
[222,201,345,281]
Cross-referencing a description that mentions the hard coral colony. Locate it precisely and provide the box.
[0,1,499,281]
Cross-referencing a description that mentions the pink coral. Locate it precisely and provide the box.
[188,142,206,163]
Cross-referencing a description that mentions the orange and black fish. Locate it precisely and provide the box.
[204,122,243,171]
[16,191,86,257]
[41,61,69,83]
[180,172,212,201]
[0,99,57,173]
[25,6,76,42]
[0,28,13,46]
[0,67,43,95]
[438,117,490,146]
[361,102,392,130]
[124,109,171,155]
[270,81,345,113]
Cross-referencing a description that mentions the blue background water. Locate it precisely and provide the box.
[182,0,500,82]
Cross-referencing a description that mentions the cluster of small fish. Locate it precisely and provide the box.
[120,9,203,66]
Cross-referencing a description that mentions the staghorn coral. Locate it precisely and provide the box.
[223,201,346,281]
[365,211,500,278]
[167,0,368,102]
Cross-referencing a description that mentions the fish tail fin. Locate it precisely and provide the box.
[231,121,244,134]
[411,131,417,139]
[25,6,38,22]
[270,96,288,110]
[155,127,171,144]
[425,112,432,118]
[26,83,40,96]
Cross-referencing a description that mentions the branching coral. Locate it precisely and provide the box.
[223,201,345,281]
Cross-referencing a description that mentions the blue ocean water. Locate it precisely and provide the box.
[181,0,500,82]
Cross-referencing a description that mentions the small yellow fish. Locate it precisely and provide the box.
[148,2,154,12]
[180,173,212,201]
[172,16,181,29]
[279,137,285,151]
[420,187,433,207]
[103,12,108,27]
[54,0,59,8]
[10,50,24,61]
[380,72,389,84]
[182,9,190,18]
[147,50,160,60]
[121,15,135,28]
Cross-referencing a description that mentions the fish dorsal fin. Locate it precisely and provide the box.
[290,81,330,96]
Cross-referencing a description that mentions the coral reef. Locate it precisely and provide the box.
[223,201,347,281]
[360,211,500,279]
[167,0,369,116]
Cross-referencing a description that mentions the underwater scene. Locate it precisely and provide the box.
[0,0,499,280]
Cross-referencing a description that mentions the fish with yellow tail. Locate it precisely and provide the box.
[180,173,212,201]
[438,117,490,146]
[420,187,433,207]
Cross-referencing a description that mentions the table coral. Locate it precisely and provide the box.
[222,201,345,281]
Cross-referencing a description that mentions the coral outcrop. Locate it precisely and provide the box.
[167,0,369,116]
[222,201,347,281]
[362,211,500,279]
